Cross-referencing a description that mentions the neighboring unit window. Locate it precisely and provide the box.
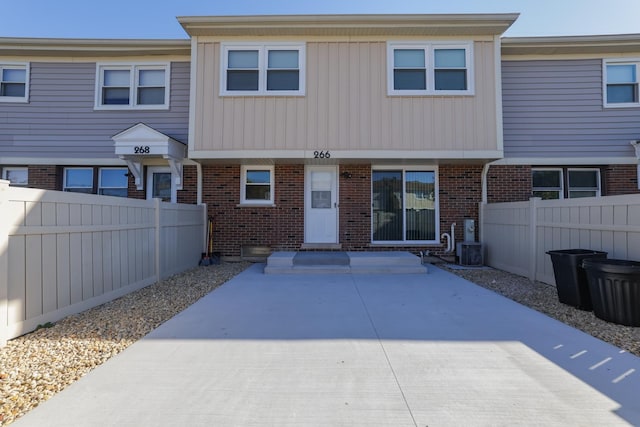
[241,166,274,204]
[532,169,563,200]
[221,44,305,96]
[98,168,128,197]
[0,63,28,102]
[605,62,638,105]
[96,63,169,109]
[63,168,94,193]
[388,42,472,95]
[568,169,601,198]
[2,167,28,186]
[372,168,438,243]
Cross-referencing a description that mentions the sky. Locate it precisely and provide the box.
[3,0,640,39]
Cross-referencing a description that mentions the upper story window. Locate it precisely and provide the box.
[95,63,170,109]
[221,43,305,96]
[604,60,640,107]
[240,165,274,205]
[388,42,473,96]
[2,167,28,186]
[0,63,29,103]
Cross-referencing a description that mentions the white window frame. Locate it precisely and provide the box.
[98,167,128,197]
[240,165,275,205]
[371,165,440,245]
[220,43,306,96]
[568,168,601,198]
[0,62,29,103]
[387,42,474,96]
[63,167,94,193]
[603,59,640,108]
[95,62,170,110]
[532,168,564,200]
[2,167,28,186]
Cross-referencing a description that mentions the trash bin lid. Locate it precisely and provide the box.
[582,258,640,274]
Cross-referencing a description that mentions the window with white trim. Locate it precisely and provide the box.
[568,168,601,198]
[98,167,128,197]
[0,63,28,102]
[2,167,28,186]
[63,168,94,193]
[240,166,274,205]
[221,43,305,96]
[532,168,563,200]
[388,42,473,95]
[604,60,639,106]
[372,167,439,243]
[96,63,169,109]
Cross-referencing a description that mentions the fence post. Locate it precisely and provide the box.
[0,180,10,346]
[528,197,540,282]
[154,198,161,281]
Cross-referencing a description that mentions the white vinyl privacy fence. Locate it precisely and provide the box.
[480,194,640,285]
[0,180,206,346]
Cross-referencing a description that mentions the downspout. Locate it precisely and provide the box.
[196,161,203,205]
[632,141,640,190]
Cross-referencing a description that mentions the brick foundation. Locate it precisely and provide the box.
[603,164,639,195]
[28,165,58,190]
[437,164,483,254]
[203,163,487,258]
[202,164,305,257]
[487,165,532,203]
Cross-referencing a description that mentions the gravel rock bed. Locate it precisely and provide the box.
[0,262,251,426]
[441,265,640,357]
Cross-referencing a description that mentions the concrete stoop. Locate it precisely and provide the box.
[263,251,428,274]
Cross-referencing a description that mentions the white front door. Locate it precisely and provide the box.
[147,166,176,203]
[305,166,338,243]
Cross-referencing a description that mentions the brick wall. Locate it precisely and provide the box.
[177,165,198,204]
[438,164,483,251]
[487,165,532,203]
[603,164,639,195]
[339,164,371,250]
[28,165,58,190]
[202,164,304,257]
[127,172,145,199]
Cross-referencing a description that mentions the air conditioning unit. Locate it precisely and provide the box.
[456,242,483,266]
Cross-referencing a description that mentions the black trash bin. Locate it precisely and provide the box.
[582,258,640,326]
[546,249,608,310]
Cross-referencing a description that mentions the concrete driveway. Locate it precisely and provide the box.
[14,264,640,426]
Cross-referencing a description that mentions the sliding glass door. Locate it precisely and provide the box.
[372,169,437,243]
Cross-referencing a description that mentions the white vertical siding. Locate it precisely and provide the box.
[193,41,499,154]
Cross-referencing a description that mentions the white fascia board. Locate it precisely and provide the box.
[0,157,126,166]
[188,149,504,160]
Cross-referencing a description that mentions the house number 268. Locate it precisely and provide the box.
[313,150,331,159]
[134,146,150,154]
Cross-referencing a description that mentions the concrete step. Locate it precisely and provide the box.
[264,251,428,274]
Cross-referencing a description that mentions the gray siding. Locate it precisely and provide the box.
[502,59,639,159]
[0,61,189,159]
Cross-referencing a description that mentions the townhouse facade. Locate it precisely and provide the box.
[489,34,640,202]
[1,14,639,260]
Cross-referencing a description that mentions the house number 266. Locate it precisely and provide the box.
[313,150,331,159]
